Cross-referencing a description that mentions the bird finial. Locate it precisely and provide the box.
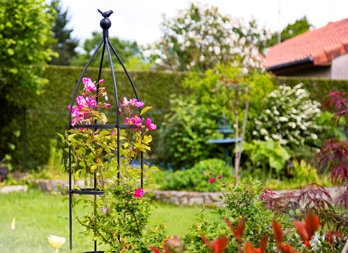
[98,9,113,18]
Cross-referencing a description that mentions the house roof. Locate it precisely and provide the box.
[264,18,348,70]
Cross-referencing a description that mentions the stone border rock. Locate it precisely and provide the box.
[29,179,346,207]
[0,185,28,194]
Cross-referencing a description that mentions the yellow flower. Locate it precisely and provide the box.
[48,235,65,253]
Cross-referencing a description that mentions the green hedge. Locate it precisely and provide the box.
[7,66,189,168]
[4,66,348,169]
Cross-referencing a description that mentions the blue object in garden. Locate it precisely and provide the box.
[207,115,241,166]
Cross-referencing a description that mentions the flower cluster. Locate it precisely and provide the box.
[122,97,157,131]
[146,2,270,72]
[252,83,321,146]
[133,188,144,198]
[206,172,223,184]
[68,78,109,126]
[120,97,144,107]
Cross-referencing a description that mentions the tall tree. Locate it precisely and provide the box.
[71,32,141,68]
[146,3,270,72]
[0,0,56,167]
[266,16,312,47]
[49,0,78,65]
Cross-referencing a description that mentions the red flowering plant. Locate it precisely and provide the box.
[59,78,165,252]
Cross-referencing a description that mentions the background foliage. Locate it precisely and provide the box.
[2,66,347,169]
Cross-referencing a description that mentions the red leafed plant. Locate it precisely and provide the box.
[272,219,298,253]
[201,236,229,253]
[322,92,348,125]
[316,91,348,207]
[293,212,320,247]
[223,217,245,244]
[244,235,268,253]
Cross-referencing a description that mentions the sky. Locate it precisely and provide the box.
[61,0,348,47]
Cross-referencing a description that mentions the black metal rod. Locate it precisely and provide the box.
[105,38,120,186]
[69,124,138,129]
[69,145,72,250]
[68,40,104,126]
[108,41,140,102]
[71,189,104,195]
[108,40,144,190]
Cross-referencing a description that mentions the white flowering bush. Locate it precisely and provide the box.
[252,84,321,146]
[145,2,270,72]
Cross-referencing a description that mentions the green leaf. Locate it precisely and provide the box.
[140,106,152,115]
[7,48,14,55]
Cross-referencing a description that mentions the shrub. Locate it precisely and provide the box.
[251,83,321,147]
[243,140,290,178]
[157,97,221,169]
[158,159,232,192]
[182,177,274,252]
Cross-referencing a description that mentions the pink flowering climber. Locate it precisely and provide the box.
[86,97,97,108]
[145,118,157,130]
[131,115,142,125]
[130,98,144,107]
[120,97,130,107]
[133,188,144,198]
[76,96,88,109]
[83,78,96,91]
[208,177,216,183]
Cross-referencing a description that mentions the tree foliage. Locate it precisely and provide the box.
[147,3,270,72]
[0,0,56,103]
[71,31,143,69]
[266,16,312,47]
[49,0,78,66]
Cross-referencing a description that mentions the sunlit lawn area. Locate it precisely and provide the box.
[0,190,213,253]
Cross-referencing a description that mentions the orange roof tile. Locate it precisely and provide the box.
[264,18,348,69]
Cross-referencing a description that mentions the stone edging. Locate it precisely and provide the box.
[27,179,346,207]
[0,185,28,194]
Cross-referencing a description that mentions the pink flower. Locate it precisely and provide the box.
[102,207,107,214]
[86,97,97,108]
[131,98,144,107]
[208,177,216,184]
[133,188,144,198]
[135,101,144,107]
[111,130,116,136]
[218,176,222,179]
[209,172,213,175]
[105,104,111,108]
[77,96,88,109]
[99,79,104,84]
[125,118,131,125]
[105,96,108,101]
[131,115,142,125]
[145,118,157,130]
[120,97,130,107]
[83,78,96,91]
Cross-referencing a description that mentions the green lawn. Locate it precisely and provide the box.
[0,190,211,253]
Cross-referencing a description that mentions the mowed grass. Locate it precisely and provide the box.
[0,190,213,253]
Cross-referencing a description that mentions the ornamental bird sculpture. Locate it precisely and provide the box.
[98,9,113,18]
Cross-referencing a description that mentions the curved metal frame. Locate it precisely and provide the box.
[67,10,143,252]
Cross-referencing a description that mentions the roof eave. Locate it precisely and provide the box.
[265,57,313,71]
